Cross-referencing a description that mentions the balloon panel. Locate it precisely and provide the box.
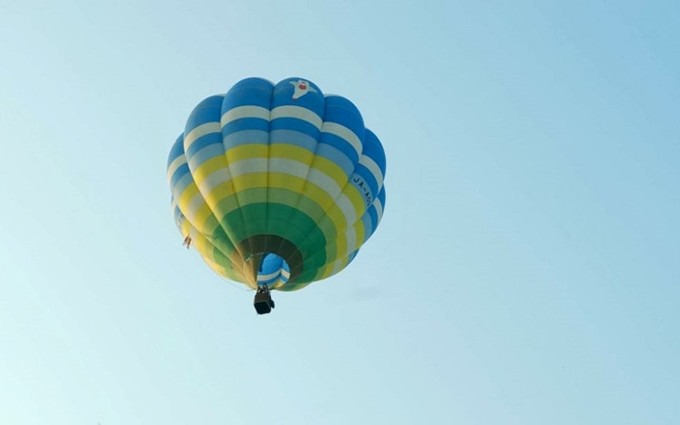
[167,77,386,291]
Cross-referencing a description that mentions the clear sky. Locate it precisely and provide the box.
[1,1,679,424]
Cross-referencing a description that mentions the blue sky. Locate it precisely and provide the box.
[1,1,678,424]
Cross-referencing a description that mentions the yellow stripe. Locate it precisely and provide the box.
[205,183,237,218]
[309,155,349,189]
[316,207,346,253]
[351,217,366,253]
[270,144,314,167]
[269,145,352,194]
[232,173,344,224]
[176,142,373,283]
[342,186,366,223]
[178,185,213,229]
[179,209,241,274]
[191,156,229,186]
[226,144,269,162]
[220,172,348,255]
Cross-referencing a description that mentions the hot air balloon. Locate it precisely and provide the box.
[167,77,386,314]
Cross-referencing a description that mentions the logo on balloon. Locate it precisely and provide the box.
[352,174,374,207]
[290,79,317,99]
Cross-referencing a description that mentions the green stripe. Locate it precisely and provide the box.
[222,203,328,276]
[215,187,339,253]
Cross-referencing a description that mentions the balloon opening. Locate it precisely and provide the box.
[256,252,291,288]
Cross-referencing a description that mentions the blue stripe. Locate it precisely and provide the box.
[186,143,225,171]
[257,253,290,286]
[354,163,379,198]
[363,129,386,176]
[222,130,270,148]
[319,132,360,166]
[185,132,223,159]
[223,130,269,150]
[223,78,274,110]
[185,96,223,133]
[270,129,317,152]
[170,162,190,188]
[367,205,380,237]
[369,201,379,225]
[172,205,185,229]
[171,170,195,198]
[361,213,374,240]
[377,187,386,209]
[368,201,379,227]
[315,143,354,177]
[361,188,385,240]
[167,135,185,167]
[221,117,269,136]
[173,204,185,220]
[324,95,365,137]
[271,117,320,139]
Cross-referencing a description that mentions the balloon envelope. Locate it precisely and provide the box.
[167,77,386,291]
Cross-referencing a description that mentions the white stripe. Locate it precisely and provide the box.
[271,105,322,129]
[230,158,268,177]
[373,198,384,221]
[197,158,360,231]
[258,271,280,281]
[184,122,221,149]
[359,155,384,186]
[201,158,334,193]
[344,227,357,254]
[322,122,362,157]
[166,155,187,182]
[200,168,232,193]
[334,195,357,229]
[187,191,208,222]
[220,106,270,127]
[269,161,356,229]
[329,257,345,276]
[170,201,183,231]
[193,158,266,198]
[306,168,342,200]
[268,158,308,179]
